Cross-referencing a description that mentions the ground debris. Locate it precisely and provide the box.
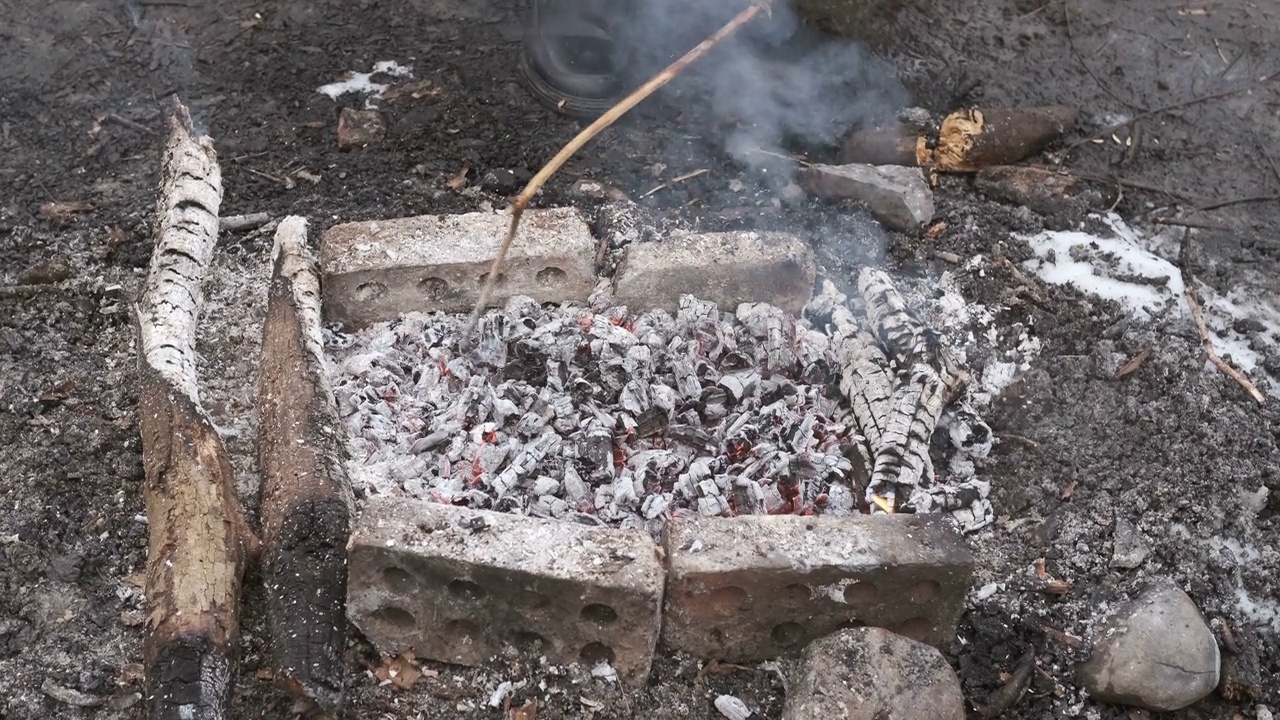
[40,678,102,707]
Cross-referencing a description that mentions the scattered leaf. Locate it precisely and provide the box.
[374,651,423,690]
[1115,343,1153,379]
[509,697,538,720]
[255,667,275,681]
[294,169,322,184]
[926,221,949,239]
[1060,478,1078,501]
[447,165,471,191]
[41,679,102,707]
[39,200,94,219]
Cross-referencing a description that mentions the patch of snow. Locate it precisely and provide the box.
[317,60,413,107]
[1019,213,1280,395]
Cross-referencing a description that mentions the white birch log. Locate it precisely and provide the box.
[134,101,258,720]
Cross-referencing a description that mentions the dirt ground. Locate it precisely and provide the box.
[2,0,1278,718]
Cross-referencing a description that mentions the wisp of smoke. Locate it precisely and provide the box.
[623,0,908,170]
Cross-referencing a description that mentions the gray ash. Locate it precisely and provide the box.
[325,281,992,536]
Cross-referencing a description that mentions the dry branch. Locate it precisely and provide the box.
[463,0,772,341]
[134,101,258,720]
[256,217,355,711]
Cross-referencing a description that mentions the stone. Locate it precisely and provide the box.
[1110,517,1149,570]
[318,207,598,328]
[336,108,386,149]
[347,496,665,685]
[611,231,816,316]
[781,627,966,720]
[802,163,934,230]
[661,513,973,661]
[1078,583,1220,711]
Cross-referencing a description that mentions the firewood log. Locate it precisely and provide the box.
[256,216,354,711]
[134,101,258,720]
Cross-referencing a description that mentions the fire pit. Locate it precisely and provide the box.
[323,207,990,684]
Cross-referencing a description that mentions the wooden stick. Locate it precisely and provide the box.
[462,0,771,340]
[1178,230,1265,404]
[134,100,259,720]
[256,217,355,712]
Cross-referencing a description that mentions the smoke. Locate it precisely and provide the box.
[622,0,909,170]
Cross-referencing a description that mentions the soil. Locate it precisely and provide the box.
[2,0,1278,718]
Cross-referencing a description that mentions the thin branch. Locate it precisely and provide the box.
[1177,229,1265,404]
[461,0,772,342]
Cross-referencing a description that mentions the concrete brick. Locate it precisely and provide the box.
[319,208,597,329]
[611,231,816,315]
[347,496,665,685]
[661,513,973,661]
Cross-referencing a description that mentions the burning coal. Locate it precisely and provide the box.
[326,273,994,536]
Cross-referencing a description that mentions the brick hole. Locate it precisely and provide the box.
[382,566,415,594]
[911,580,941,603]
[368,606,416,631]
[447,579,487,602]
[512,631,547,652]
[535,266,567,286]
[580,603,618,625]
[443,618,483,645]
[478,271,507,287]
[842,581,878,604]
[579,642,616,665]
[896,617,932,642]
[354,281,388,302]
[771,621,806,649]
[417,276,449,300]
[708,585,751,616]
[781,583,811,603]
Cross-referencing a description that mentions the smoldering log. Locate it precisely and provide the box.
[256,216,354,711]
[838,106,1079,172]
[134,101,258,720]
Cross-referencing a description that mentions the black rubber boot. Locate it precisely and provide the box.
[519,0,628,119]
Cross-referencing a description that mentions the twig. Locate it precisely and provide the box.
[461,0,771,342]
[1063,85,1255,154]
[104,112,157,135]
[219,212,272,232]
[746,146,813,167]
[1152,217,1232,231]
[1177,229,1265,404]
[1191,194,1280,214]
[1064,0,1143,112]
[641,167,709,197]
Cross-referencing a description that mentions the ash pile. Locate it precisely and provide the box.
[326,269,995,536]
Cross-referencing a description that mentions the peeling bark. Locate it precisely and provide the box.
[135,101,257,720]
[256,216,354,711]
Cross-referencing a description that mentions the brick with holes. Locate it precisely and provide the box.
[611,230,816,315]
[319,207,598,329]
[660,512,972,660]
[346,496,665,685]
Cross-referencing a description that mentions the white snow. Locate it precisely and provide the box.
[1020,213,1280,395]
[317,60,413,106]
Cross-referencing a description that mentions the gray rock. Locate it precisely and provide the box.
[802,163,934,230]
[782,627,965,720]
[1110,517,1149,569]
[1079,583,1220,711]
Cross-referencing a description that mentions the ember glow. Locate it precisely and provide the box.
[327,276,994,536]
